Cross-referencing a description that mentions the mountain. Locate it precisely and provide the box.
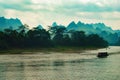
[0,17,119,44]
[51,22,66,30]
[52,22,58,27]
[36,25,43,29]
[77,21,84,26]
[66,21,119,44]
[0,17,22,31]
[67,21,78,31]
[67,21,114,34]
[67,21,97,34]
[93,23,114,33]
[115,30,120,36]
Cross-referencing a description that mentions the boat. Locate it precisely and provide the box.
[97,52,109,58]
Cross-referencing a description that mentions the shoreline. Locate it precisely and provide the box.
[0,46,103,54]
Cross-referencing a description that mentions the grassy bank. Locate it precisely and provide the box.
[0,46,104,54]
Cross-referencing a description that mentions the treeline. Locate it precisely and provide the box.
[116,37,120,46]
[0,25,108,50]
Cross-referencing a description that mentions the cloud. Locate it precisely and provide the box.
[0,0,120,12]
[0,0,32,11]
[0,0,120,29]
[59,0,120,12]
[0,0,120,15]
[76,12,120,20]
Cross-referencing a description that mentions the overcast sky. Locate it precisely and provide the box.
[0,0,120,29]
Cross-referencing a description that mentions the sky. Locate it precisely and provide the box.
[0,0,120,30]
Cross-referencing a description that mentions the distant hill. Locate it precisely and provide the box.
[67,21,114,34]
[50,21,120,44]
[67,21,78,31]
[0,17,22,31]
[65,21,119,44]
[35,25,44,30]
[0,16,119,45]
[52,22,58,27]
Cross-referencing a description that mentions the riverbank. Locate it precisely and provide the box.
[0,46,103,54]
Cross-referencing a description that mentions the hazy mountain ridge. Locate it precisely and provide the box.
[52,21,120,44]
[35,25,43,29]
[0,17,120,44]
[0,17,23,30]
[67,21,114,34]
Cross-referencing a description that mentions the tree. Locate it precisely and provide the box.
[0,31,8,49]
[49,26,66,46]
[62,34,71,46]
[26,28,51,47]
[87,34,108,47]
[71,31,86,46]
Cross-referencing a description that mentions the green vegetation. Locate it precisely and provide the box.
[0,25,108,52]
[116,37,120,46]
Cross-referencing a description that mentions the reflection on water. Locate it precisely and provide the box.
[0,62,25,80]
[0,46,120,80]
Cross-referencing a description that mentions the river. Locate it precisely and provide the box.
[0,46,120,80]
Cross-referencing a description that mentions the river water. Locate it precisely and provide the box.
[0,46,120,80]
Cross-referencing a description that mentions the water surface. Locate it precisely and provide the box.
[0,46,120,80]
